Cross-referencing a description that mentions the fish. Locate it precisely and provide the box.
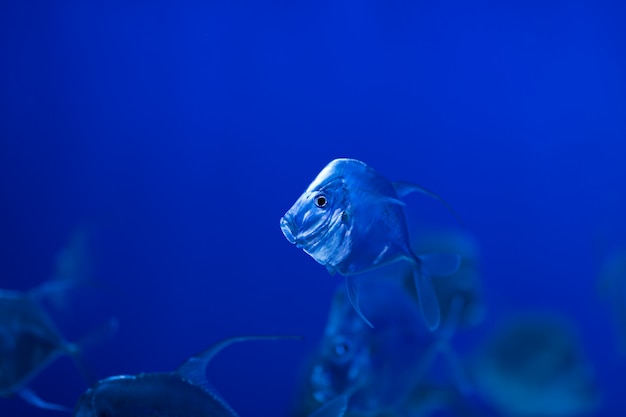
[0,285,117,412]
[469,313,600,417]
[73,335,347,417]
[280,158,461,330]
[293,277,469,417]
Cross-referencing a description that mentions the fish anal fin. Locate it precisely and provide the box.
[345,276,374,328]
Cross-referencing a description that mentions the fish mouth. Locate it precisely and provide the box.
[280,216,297,244]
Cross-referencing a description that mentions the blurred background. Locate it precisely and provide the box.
[0,0,624,416]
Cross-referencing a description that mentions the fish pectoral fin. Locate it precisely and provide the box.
[18,387,72,412]
[308,395,348,417]
[345,276,374,328]
[419,253,462,277]
[412,263,441,330]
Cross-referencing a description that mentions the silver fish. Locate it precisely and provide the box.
[280,158,461,330]
[73,335,347,417]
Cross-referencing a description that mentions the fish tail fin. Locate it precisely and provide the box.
[66,318,119,384]
[18,387,72,412]
[345,276,374,328]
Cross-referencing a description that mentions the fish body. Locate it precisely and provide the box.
[74,336,346,417]
[280,158,460,330]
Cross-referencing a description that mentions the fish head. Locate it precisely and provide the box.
[308,285,373,403]
[73,376,132,417]
[310,333,368,403]
[280,168,351,265]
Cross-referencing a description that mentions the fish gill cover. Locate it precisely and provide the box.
[0,0,625,416]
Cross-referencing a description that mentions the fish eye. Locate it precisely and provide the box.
[335,342,350,356]
[314,194,328,208]
[335,343,350,356]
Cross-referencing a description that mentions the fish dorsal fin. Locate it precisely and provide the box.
[392,181,464,226]
[345,276,374,328]
[308,395,348,417]
[175,335,303,390]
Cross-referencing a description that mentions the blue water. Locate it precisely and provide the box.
[1,1,625,416]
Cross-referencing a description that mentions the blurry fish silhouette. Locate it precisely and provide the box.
[293,277,468,417]
[74,335,347,417]
[35,224,99,310]
[0,284,117,412]
[469,313,600,417]
[280,158,461,330]
[597,246,626,355]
